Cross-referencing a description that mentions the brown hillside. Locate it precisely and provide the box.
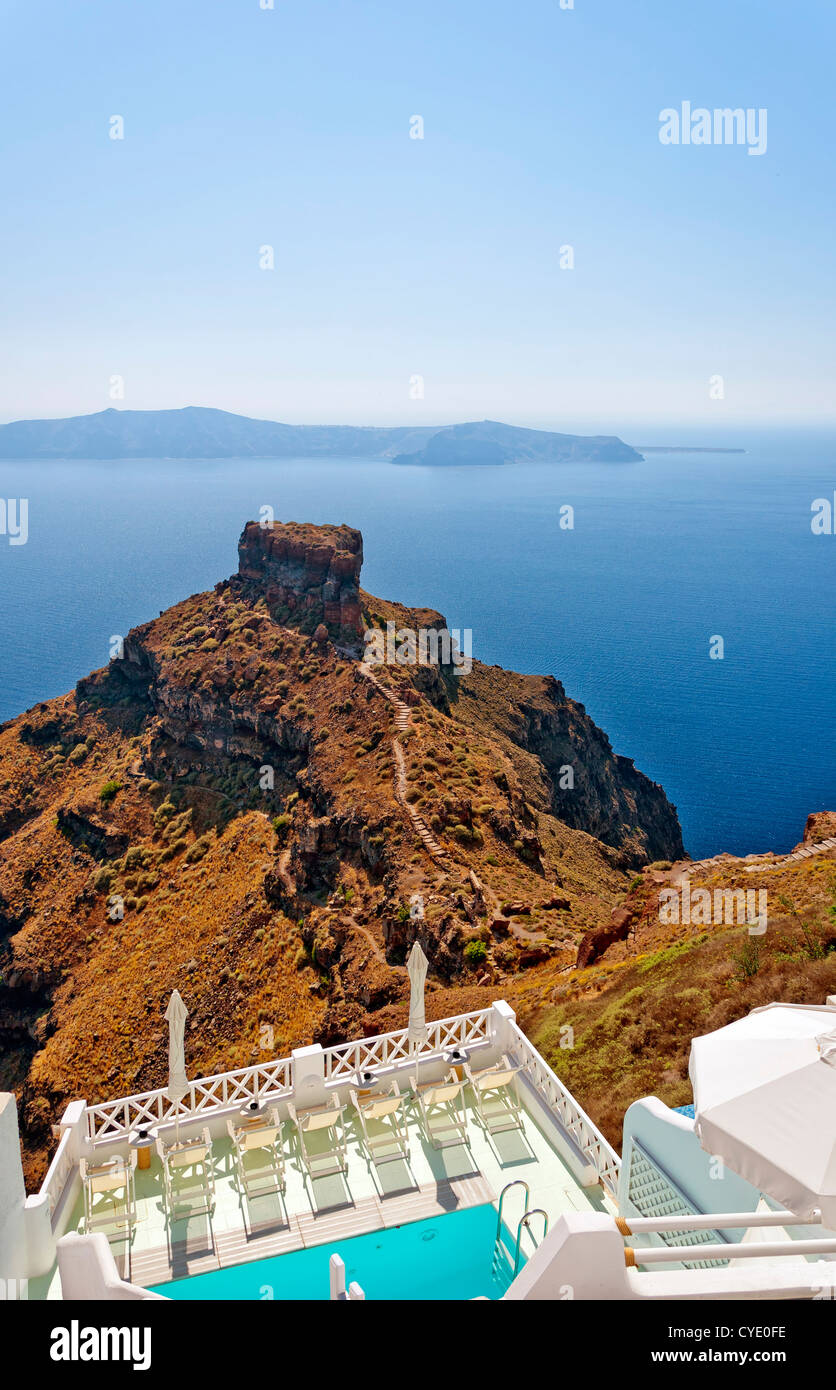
[0,518,717,1189]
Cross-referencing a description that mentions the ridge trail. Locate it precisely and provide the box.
[356,662,453,869]
[355,660,549,951]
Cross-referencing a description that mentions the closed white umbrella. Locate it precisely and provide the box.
[407,942,429,1080]
[689,1003,836,1227]
[165,989,190,1142]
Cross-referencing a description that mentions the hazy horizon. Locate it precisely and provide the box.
[2,0,834,428]
[2,404,835,444]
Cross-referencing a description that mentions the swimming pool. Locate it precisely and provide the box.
[149,1203,520,1300]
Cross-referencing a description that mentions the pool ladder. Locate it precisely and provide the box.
[494,1180,550,1279]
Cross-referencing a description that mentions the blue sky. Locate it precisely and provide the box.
[1,0,834,430]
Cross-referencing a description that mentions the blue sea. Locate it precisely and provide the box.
[1,428,833,858]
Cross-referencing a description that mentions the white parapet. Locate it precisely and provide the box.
[503,1211,836,1301]
[0,1093,28,1288]
[56,1233,168,1301]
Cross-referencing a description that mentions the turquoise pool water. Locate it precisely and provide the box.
[149,1203,518,1300]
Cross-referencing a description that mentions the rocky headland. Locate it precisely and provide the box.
[0,519,831,1182]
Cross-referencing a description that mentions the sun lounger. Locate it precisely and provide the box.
[410,1069,470,1149]
[155,1126,215,1212]
[464,1054,523,1136]
[288,1095,348,1179]
[352,1081,409,1166]
[227,1106,286,1198]
[80,1152,137,1235]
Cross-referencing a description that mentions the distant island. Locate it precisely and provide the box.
[391,419,641,466]
[0,406,642,465]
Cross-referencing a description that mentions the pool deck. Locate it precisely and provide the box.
[38,1076,613,1299]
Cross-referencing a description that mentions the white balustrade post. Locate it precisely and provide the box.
[292,1043,327,1109]
[348,1282,366,1300]
[329,1254,346,1300]
[58,1099,89,1161]
[489,1000,516,1053]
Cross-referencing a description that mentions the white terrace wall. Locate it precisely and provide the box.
[7,999,616,1278]
[0,1092,88,1282]
[0,1093,28,1287]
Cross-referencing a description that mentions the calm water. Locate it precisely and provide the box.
[0,430,834,858]
[149,1203,516,1300]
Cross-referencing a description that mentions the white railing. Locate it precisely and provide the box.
[81,1004,615,1204]
[506,1020,622,1197]
[86,1055,292,1142]
[322,1007,494,1082]
[39,1127,76,1218]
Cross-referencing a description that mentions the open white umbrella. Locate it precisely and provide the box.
[689,1003,836,1227]
[407,942,429,1080]
[165,989,190,1142]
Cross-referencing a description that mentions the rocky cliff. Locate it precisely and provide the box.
[237,520,364,641]
[0,518,683,1185]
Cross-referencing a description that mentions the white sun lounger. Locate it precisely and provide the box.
[80,1152,137,1235]
[288,1095,348,1179]
[227,1107,286,1198]
[464,1054,523,1136]
[155,1126,215,1212]
[410,1069,470,1149]
[352,1081,409,1166]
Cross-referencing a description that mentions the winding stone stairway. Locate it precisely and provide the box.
[676,837,836,879]
[357,663,452,869]
[743,836,836,873]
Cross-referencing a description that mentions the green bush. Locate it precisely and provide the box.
[185,835,212,863]
[463,939,488,968]
[99,780,122,805]
[272,813,292,840]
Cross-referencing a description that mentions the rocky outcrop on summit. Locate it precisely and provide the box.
[238,520,364,640]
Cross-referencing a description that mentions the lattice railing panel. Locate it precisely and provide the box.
[86,1056,292,1142]
[322,1009,494,1081]
[506,1021,622,1196]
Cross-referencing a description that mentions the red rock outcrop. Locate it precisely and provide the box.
[238,520,364,640]
[798,812,836,848]
[576,906,634,969]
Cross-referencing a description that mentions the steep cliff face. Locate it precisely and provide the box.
[449,665,683,867]
[0,518,684,1184]
[237,520,364,640]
